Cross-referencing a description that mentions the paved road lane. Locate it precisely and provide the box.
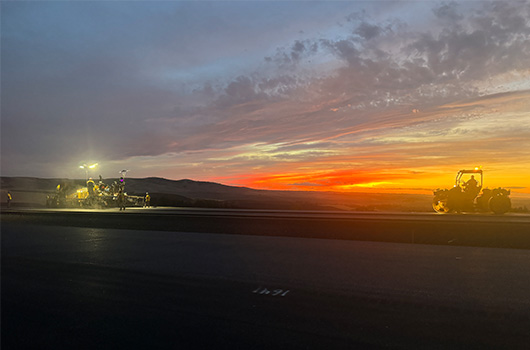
[3,222,530,349]
[4,209,530,248]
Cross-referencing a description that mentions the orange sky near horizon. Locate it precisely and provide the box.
[224,166,530,195]
[202,91,530,195]
[209,164,530,196]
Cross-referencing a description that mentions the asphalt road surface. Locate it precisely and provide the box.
[2,210,530,349]
[4,207,530,248]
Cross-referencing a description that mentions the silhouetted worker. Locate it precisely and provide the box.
[465,175,478,190]
[464,175,480,198]
[144,192,151,208]
[118,190,126,211]
[57,182,67,206]
[7,191,12,208]
[87,178,95,196]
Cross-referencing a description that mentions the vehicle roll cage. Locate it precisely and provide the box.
[455,169,483,188]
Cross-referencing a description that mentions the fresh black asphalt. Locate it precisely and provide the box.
[2,210,530,349]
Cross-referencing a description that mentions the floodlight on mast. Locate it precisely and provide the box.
[79,163,98,181]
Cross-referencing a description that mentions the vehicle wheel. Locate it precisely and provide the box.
[476,194,490,212]
[489,195,511,214]
[433,197,450,213]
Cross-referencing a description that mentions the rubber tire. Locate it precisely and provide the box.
[489,195,511,215]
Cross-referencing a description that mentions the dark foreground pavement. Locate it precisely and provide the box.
[2,211,530,349]
[4,208,530,248]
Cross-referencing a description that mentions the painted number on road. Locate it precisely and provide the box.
[252,287,290,297]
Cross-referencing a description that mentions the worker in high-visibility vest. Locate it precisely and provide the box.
[87,178,95,197]
[144,192,151,208]
[7,191,12,208]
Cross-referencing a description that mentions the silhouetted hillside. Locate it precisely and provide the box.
[124,177,268,201]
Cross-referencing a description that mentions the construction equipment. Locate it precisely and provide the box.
[432,168,511,214]
[46,176,144,209]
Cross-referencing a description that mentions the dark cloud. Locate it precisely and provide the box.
[433,1,464,23]
[321,38,360,66]
[354,22,382,40]
[215,76,270,107]
[265,39,319,68]
[409,2,530,83]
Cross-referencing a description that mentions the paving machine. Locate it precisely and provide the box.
[432,168,511,214]
[46,176,144,208]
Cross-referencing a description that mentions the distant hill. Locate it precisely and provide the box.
[124,177,270,201]
[1,176,438,211]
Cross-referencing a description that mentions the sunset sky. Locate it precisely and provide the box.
[2,1,530,194]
